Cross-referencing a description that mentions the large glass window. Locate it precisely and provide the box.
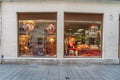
[18,13,57,57]
[64,13,103,57]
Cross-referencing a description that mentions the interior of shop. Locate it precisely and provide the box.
[18,13,57,57]
[18,12,103,58]
[64,13,103,57]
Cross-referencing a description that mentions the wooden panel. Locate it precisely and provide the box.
[18,13,57,20]
[65,13,103,21]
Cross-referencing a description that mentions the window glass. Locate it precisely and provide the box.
[64,13,103,57]
[18,13,57,57]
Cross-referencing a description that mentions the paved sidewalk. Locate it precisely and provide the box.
[0,64,120,80]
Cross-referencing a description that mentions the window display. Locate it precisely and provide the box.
[64,13,103,57]
[18,13,57,57]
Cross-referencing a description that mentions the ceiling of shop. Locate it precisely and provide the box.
[64,13,103,22]
[18,12,103,21]
[18,13,57,20]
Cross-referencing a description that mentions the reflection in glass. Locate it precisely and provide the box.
[18,13,57,57]
[64,13,103,57]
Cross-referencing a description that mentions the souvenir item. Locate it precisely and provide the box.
[45,24,55,34]
[23,20,35,32]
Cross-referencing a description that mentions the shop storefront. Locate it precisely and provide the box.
[1,0,120,64]
[18,12,103,58]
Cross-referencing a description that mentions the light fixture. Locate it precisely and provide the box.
[77,29,84,32]
[49,38,55,42]
[68,29,72,30]
[74,33,80,35]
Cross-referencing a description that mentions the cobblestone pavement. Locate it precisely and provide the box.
[0,64,120,80]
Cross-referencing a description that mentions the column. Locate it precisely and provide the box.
[57,11,64,58]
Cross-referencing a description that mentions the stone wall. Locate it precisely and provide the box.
[0,1,2,63]
[1,58,119,65]
[0,1,1,52]
[1,1,120,64]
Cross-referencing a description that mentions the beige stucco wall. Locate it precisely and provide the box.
[0,2,1,54]
[1,1,120,63]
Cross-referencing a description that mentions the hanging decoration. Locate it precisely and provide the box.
[23,20,35,32]
[89,24,95,29]
[45,24,55,34]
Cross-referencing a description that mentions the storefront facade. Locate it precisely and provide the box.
[1,0,120,64]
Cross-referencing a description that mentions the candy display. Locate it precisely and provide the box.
[23,20,35,32]
[18,13,57,57]
[19,22,56,57]
[45,24,55,34]
[64,23,102,57]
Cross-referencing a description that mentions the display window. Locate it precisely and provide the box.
[18,13,57,57]
[64,13,103,57]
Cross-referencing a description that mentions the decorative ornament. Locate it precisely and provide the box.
[45,24,55,34]
[23,20,35,32]
[90,24,95,29]
[47,36,56,42]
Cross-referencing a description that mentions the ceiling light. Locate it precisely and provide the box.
[74,33,80,34]
[77,29,84,32]
[68,29,72,30]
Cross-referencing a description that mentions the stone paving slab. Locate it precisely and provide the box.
[0,64,120,80]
